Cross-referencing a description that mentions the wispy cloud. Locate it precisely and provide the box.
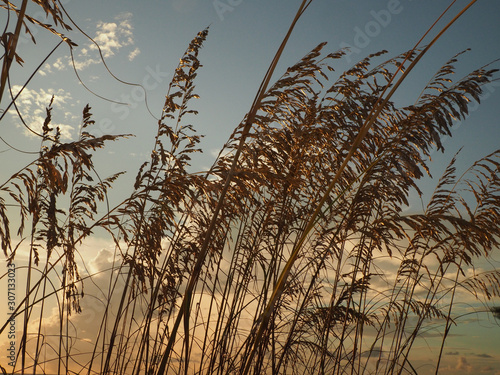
[38,63,53,76]
[128,47,141,61]
[475,353,493,358]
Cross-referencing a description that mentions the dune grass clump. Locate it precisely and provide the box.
[1,1,500,374]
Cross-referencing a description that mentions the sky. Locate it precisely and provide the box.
[1,1,499,200]
[1,0,500,373]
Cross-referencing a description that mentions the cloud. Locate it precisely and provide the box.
[52,56,68,71]
[48,12,139,72]
[360,348,384,358]
[0,241,125,374]
[38,63,53,76]
[456,356,472,372]
[475,353,493,358]
[89,12,135,58]
[128,47,141,61]
[52,55,100,71]
[88,247,116,275]
[7,85,79,139]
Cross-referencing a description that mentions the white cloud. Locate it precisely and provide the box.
[8,85,79,140]
[47,12,140,73]
[38,62,53,76]
[73,57,100,70]
[53,56,70,71]
[128,47,140,61]
[89,12,136,59]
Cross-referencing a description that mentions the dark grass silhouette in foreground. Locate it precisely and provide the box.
[1,1,500,374]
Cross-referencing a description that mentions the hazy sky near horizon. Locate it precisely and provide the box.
[1,0,500,373]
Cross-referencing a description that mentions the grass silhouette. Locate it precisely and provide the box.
[1,1,499,374]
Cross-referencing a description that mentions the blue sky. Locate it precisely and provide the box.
[2,0,500,204]
[1,0,500,373]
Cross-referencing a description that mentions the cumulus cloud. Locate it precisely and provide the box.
[89,12,135,58]
[7,85,79,139]
[0,241,127,374]
[48,12,139,72]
